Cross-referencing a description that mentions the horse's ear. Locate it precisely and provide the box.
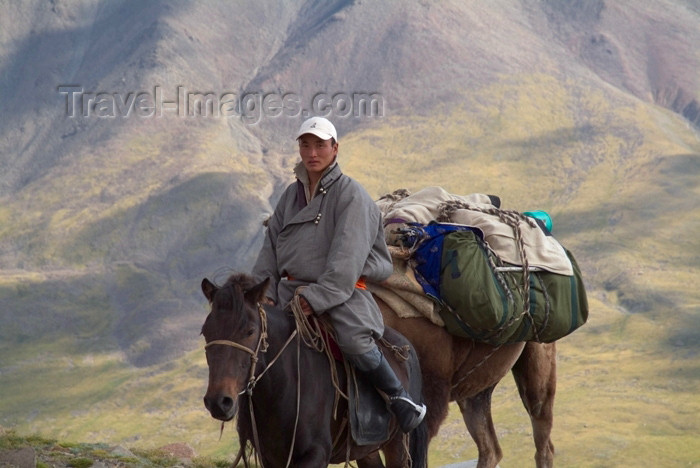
[201,278,218,303]
[245,277,271,304]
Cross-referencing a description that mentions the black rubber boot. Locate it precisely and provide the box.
[348,348,427,433]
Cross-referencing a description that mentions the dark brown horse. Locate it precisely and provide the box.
[200,273,429,467]
[378,297,557,468]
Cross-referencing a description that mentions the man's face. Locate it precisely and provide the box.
[298,133,338,180]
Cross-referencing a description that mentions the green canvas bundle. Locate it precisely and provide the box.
[438,230,588,345]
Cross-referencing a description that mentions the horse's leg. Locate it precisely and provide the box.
[382,437,410,468]
[511,341,556,468]
[422,369,453,441]
[357,451,385,468]
[456,385,502,468]
[290,448,332,468]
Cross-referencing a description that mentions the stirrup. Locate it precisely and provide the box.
[389,395,427,433]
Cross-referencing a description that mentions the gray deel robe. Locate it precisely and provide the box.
[252,161,393,355]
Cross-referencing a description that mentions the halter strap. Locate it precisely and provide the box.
[204,339,257,357]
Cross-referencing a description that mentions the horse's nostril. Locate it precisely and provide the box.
[219,396,234,412]
[204,394,235,415]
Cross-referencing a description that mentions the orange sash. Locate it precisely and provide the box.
[286,275,366,290]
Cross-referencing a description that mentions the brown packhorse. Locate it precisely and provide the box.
[378,296,557,468]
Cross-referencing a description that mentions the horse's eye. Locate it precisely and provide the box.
[247,328,255,337]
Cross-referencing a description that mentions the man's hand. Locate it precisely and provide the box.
[261,297,276,306]
[299,296,314,316]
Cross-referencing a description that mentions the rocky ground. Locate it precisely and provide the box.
[0,427,204,468]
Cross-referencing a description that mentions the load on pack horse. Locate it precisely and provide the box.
[200,273,429,467]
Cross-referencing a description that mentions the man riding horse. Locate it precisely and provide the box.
[252,116,426,433]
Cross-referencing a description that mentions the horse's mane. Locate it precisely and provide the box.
[221,273,259,295]
[202,273,259,334]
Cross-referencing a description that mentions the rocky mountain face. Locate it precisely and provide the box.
[1,0,698,368]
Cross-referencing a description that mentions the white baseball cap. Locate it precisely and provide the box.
[296,116,337,141]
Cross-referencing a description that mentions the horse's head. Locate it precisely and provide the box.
[200,273,270,421]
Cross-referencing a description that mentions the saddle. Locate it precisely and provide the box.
[312,316,400,446]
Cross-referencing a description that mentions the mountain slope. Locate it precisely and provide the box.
[0,0,698,465]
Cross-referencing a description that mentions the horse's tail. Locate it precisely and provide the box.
[405,343,429,468]
[408,417,429,468]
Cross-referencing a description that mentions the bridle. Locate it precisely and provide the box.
[204,303,299,467]
[206,303,266,394]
